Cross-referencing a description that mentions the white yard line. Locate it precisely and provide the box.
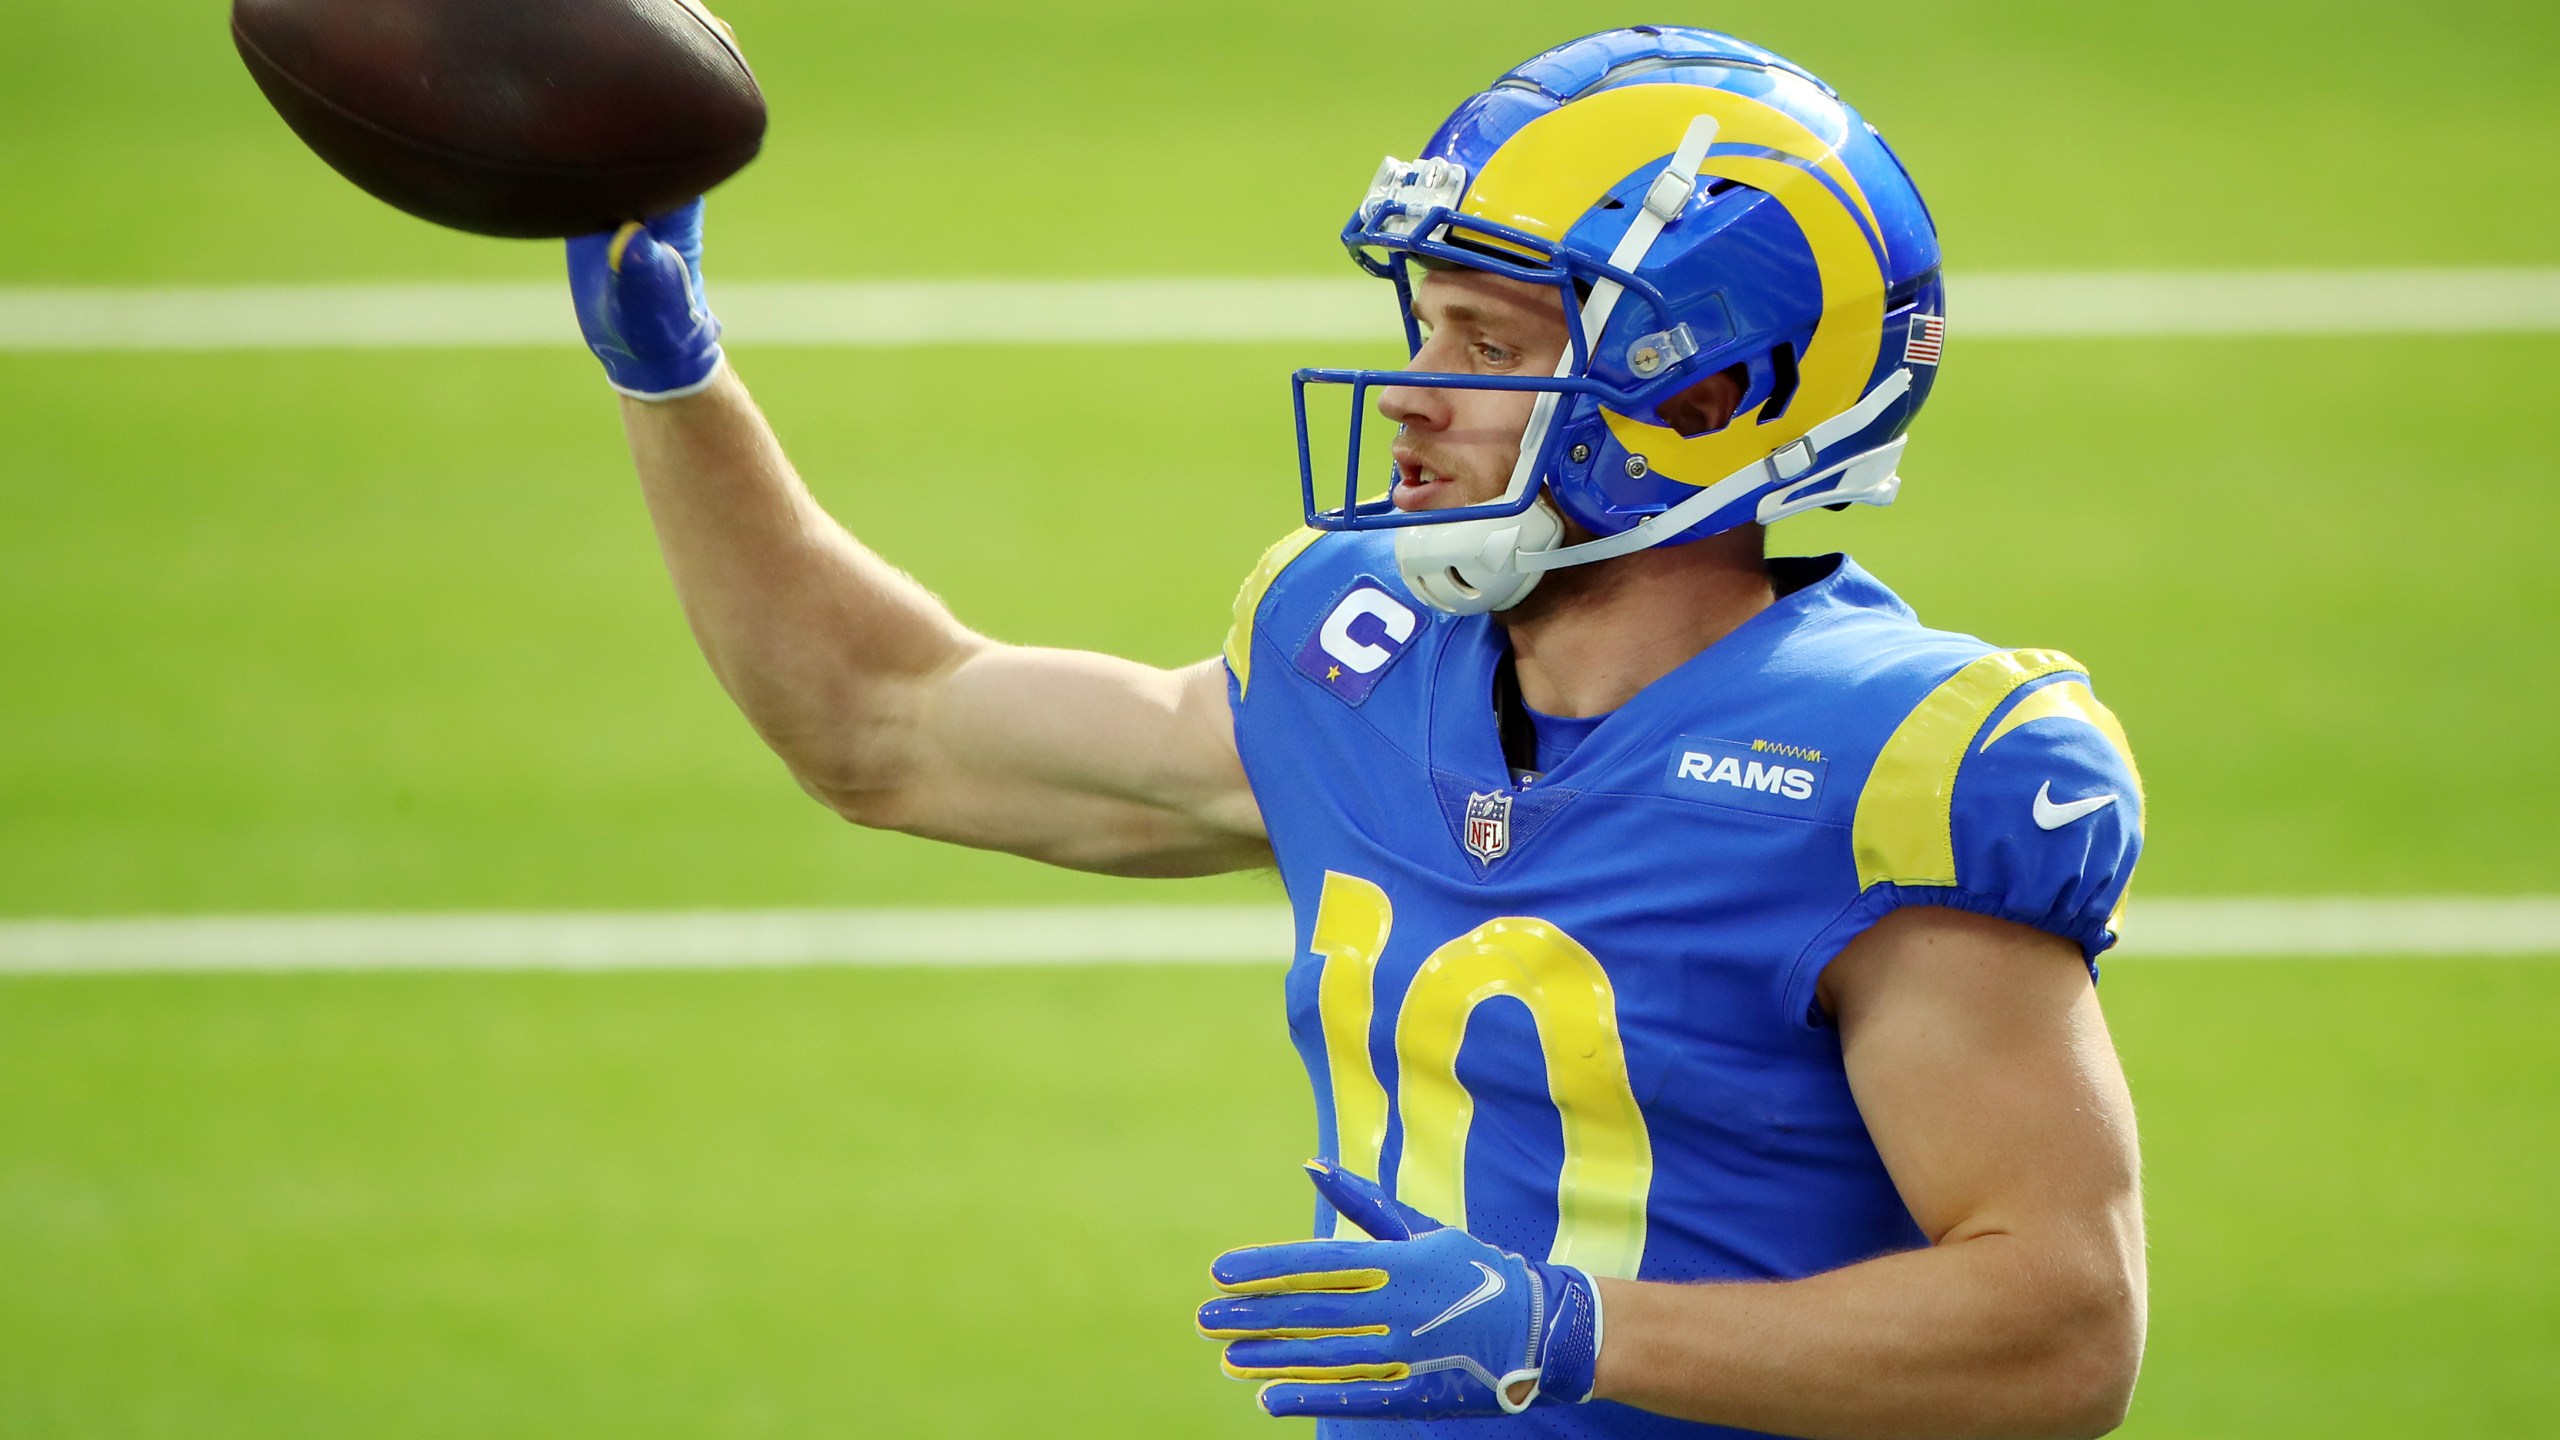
[3,269,2556,352]
[1947,269,2560,338]
[0,899,2554,975]
[2114,897,2560,957]
[0,905,1294,974]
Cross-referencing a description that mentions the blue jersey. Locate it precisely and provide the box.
[1221,531,2144,1440]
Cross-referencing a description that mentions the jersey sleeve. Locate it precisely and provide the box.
[1939,669,2144,956]
[1789,650,2144,1021]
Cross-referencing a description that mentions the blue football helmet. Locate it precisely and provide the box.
[1294,26,1946,613]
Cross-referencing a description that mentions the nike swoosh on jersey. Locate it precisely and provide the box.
[1411,1260,1506,1337]
[2032,781,2117,830]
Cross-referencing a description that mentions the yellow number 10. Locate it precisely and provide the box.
[1309,870,1654,1279]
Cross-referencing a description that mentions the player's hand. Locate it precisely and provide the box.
[565,199,724,401]
[1196,1160,1603,1420]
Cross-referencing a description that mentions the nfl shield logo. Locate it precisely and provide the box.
[1463,790,1513,864]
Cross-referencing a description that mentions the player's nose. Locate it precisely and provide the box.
[1376,379,1448,433]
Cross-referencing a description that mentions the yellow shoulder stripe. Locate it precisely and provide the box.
[1223,527,1323,697]
[1974,676,2148,933]
[1981,678,2145,831]
[1984,679,2096,752]
[1851,649,2082,889]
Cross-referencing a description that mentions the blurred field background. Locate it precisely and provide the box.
[3,0,2556,1436]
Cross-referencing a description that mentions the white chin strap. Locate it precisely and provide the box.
[1393,112,1913,616]
[1395,498,1566,614]
[1521,369,1915,573]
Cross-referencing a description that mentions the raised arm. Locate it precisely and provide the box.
[572,205,1266,877]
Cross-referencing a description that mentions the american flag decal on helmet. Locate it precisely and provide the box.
[1903,312,1945,365]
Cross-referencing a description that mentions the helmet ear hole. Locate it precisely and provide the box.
[1760,343,1801,422]
[1658,362,1750,438]
[1444,569,1479,598]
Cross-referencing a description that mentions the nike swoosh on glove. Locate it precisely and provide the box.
[565,198,724,400]
[1196,1159,1604,1420]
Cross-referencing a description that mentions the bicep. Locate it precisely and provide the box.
[1827,907,2142,1256]
[836,646,1269,876]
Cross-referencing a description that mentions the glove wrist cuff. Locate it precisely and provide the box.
[608,347,728,403]
[1535,1264,1603,1406]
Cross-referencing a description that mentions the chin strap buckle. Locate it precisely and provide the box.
[1643,169,1690,221]
[1644,160,1699,221]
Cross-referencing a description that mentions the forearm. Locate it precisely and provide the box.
[618,364,978,792]
[1595,1228,2142,1440]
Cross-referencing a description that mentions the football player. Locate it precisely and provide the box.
[568,25,2146,1440]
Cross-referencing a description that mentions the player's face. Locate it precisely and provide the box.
[1379,267,1571,513]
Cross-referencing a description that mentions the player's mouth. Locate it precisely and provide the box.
[1391,456,1464,511]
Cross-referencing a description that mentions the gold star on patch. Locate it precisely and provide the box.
[1326,665,1342,681]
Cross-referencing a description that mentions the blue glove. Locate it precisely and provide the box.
[565,199,725,400]
[1197,1160,1604,1420]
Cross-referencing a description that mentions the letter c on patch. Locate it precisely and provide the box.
[1319,589,1418,674]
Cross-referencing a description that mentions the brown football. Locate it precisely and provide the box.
[231,0,766,240]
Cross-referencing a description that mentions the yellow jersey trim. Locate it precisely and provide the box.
[1223,527,1323,698]
[1975,675,2147,932]
[1983,679,2141,798]
[1852,649,2083,889]
[1980,677,2144,828]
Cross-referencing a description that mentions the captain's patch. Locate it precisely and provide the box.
[1293,578,1419,706]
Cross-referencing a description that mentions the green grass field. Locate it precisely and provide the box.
[3,0,2557,1434]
